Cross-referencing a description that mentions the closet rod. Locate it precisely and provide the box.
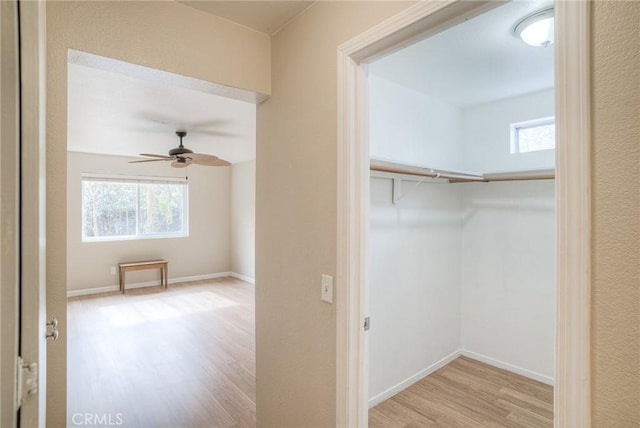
[370,162,555,183]
[451,170,556,183]
[370,163,485,182]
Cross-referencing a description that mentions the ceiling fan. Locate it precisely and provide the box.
[129,131,231,168]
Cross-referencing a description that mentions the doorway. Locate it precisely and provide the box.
[336,1,591,426]
[368,2,555,424]
[65,51,258,426]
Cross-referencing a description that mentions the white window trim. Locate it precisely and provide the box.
[81,173,189,242]
[510,116,556,154]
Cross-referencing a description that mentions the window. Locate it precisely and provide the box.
[82,174,188,241]
[510,116,555,154]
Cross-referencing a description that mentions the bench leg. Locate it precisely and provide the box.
[163,265,168,289]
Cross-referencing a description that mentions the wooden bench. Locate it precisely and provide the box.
[118,260,168,294]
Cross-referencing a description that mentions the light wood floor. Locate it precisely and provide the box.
[369,356,553,428]
[67,278,255,428]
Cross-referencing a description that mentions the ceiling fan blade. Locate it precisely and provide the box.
[210,158,231,167]
[171,160,192,169]
[192,156,231,167]
[139,153,173,159]
[129,158,173,163]
[185,153,218,164]
[188,153,231,166]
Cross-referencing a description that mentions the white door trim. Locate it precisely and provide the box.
[554,2,591,427]
[336,1,591,427]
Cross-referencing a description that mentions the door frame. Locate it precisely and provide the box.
[18,0,48,426]
[336,1,591,427]
[0,1,21,426]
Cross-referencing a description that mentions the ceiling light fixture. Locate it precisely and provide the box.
[514,8,554,47]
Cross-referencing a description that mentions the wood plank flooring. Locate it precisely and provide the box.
[69,281,552,427]
[67,277,255,428]
[369,356,554,428]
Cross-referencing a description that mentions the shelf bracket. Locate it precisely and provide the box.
[392,178,402,205]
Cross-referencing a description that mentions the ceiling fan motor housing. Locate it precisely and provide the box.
[170,130,193,156]
[169,147,194,156]
[130,129,230,167]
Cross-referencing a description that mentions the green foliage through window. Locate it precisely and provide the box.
[82,178,187,241]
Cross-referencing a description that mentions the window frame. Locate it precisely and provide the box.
[81,173,189,242]
[510,116,556,154]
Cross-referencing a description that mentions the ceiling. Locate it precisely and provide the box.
[179,1,313,35]
[369,0,555,108]
[67,61,256,164]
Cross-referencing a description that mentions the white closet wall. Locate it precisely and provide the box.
[368,72,556,403]
[460,180,556,383]
[369,177,462,404]
[461,88,555,172]
[369,74,464,171]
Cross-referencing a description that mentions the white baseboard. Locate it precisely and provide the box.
[368,349,462,408]
[67,271,233,297]
[230,272,255,284]
[461,349,555,386]
[367,349,554,408]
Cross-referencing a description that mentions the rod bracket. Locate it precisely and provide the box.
[392,178,402,204]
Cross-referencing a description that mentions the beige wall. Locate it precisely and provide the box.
[47,2,269,426]
[256,2,412,426]
[591,2,640,425]
[67,152,232,292]
[231,160,256,281]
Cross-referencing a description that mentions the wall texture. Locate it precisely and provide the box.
[231,160,256,281]
[591,2,640,425]
[256,2,412,426]
[47,2,269,426]
[67,152,231,293]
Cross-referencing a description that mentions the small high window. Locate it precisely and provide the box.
[82,174,188,242]
[510,116,555,154]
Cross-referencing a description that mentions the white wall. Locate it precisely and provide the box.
[67,152,231,293]
[368,87,557,394]
[231,160,255,281]
[369,74,464,171]
[461,88,555,172]
[369,176,462,403]
[368,175,556,399]
[368,74,555,174]
[460,180,556,382]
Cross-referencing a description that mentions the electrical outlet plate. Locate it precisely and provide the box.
[321,274,333,303]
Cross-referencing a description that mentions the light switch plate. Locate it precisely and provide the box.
[321,274,333,303]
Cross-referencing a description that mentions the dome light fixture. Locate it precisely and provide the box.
[514,8,554,47]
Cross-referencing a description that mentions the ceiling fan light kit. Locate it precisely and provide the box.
[129,130,231,168]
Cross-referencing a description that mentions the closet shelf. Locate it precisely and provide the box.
[370,159,555,183]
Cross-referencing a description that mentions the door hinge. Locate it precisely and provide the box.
[16,356,38,410]
[363,317,370,331]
